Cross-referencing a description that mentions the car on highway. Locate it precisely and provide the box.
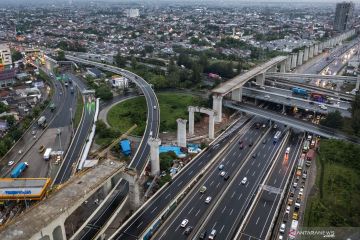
[288,198,293,206]
[262,139,266,144]
[205,196,212,204]
[293,182,298,188]
[38,145,45,153]
[285,205,291,214]
[319,104,328,110]
[198,230,207,239]
[241,177,248,185]
[153,106,157,110]
[31,130,36,135]
[218,164,224,170]
[302,170,307,179]
[240,143,244,149]
[184,226,193,235]
[224,174,230,181]
[299,188,304,196]
[248,142,253,147]
[292,211,299,220]
[209,229,217,239]
[279,223,286,233]
[8,161,14,166]
[220,171,226,177]
[199,186,207,193]
[180,219,189,228]
[285,147,290,154]
[264,95,270,98]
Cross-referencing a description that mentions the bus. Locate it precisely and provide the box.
[273,131,281,143]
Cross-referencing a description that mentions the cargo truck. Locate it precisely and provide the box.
[43,148,52,161]
[10,162,28,178]
[292,87,308,97]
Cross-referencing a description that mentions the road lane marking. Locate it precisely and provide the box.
[263,201,266,207]
[231,191,236,199]
[251,161,255,166]
[188,170,194,175]
[189,207,194,214]
[256,217,260,225]
[238,193,243,200]
[150,207,158,213]
[220,225,225,233]
[221,206,227,214]
[257,162,261,167]
[195,209,201,217]
[210,180,214,186]
[136,221,143,229]
[230,209,234,216]
[252,171,256,176]
[246,169,249,174]
[216,182,220,189]
[164,193,171,199]
[274,178,277,184]
[233,152,237,157]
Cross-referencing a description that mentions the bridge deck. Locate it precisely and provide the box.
[212,56,288,95]
[0,160,123,240]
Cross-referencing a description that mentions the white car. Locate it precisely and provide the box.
[205,196,212,204]
[285,205,291,214]
[299,188,304,196]
[285,147,290,154]
[180,219,189,228]
[241,177,248,185]
[264,95,270,99]
[279,223,286,233]
[153,105,157,110]
[8,161,14,166]
[220,171,226,177]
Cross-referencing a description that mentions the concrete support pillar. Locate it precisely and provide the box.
[282,104,286,114]
[318,42,323,53]
[212,95,223,123]
[314,44,319,56]
[291,53,297,69]
[309,45,314,59]
[297,50,304,66]
[356,76,360,91]
[256,73,265,86]
[285,56,291,72]
[122,170,142,210]
[231,87,243,102]
[303,47,309,62]
[280,62,286,73]
[268,65,277,72]
[188,106,195,136]
[177,119,187,147]
[148,138,161,176]
[208,113,215,140]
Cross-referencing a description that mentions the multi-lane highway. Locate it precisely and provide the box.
[154,118,265,239]
[236,133,302,240]
[111,117,252,239]
[65,55,159,174]
[0,69,68,178]
[225,101,360,144]
[53,73,95,185]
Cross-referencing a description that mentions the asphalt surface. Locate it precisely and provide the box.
[190,126,286,240]
[225,101,360,144]
[155,118,271,240]
[74,179,129,240]
[0,68,68,178]
[65,55,159,174]
[112,117,252,239]
[242,86,351,117]
[237,133,302,240]
[53,73,95,185]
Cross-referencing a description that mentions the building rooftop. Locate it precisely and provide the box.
[212,56,288,95]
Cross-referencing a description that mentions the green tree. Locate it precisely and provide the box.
[11,50,23,62]
[144,45,154,53]
[320,111,344,129]
[131,57,137,69]
[177,53,193,69]
[351,94,360,134]
[95,85,113,101]
[114,52,127,68]
[199,53,209,70]
[0,102,9,114]
[191,63,202,83]
[57,50,66,61]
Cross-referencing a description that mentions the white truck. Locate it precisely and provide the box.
[43,148,52,161]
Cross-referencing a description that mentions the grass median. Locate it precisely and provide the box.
[107,92,206,136]
[74,92,84,129]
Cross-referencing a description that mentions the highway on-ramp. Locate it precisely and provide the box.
[65,55,159,174]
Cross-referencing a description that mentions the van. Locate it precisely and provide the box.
[149,131,153,137]
[209,229,216,239]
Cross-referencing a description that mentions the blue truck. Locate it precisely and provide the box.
[119,139,131,156]
[10,162,28,178]
[292,87,308,97]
